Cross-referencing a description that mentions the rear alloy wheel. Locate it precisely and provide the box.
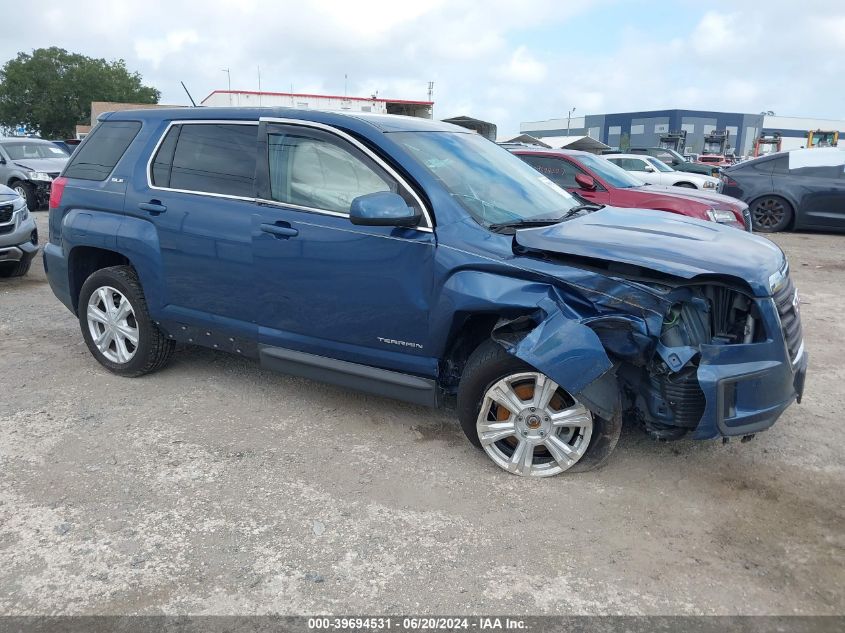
[751,196,793,233]
[476,372,593,477]
[78,265,175,377]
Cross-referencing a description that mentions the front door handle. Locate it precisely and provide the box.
[260,223,298,238]
[138,201,167,215]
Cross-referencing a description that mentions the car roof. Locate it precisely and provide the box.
[507,147,593,157]
[103,107,467,134]
[602,153,645,159]
[0,137,55,144]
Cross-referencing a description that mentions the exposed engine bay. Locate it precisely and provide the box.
[614,283,764,439]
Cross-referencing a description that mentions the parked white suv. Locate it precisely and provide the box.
[603,154,721,190]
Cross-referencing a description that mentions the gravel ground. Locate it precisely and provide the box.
[1,212,842,616]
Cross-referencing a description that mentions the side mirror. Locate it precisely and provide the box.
[644,165,656,173]
[574,173,597,191]
[349,191,420,227]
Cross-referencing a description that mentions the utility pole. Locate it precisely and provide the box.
[222,68,232,105]
[567,106,576,136]
[428,81,434,119]
[257,65,262,106]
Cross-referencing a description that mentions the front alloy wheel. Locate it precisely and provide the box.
[477,372,593,477]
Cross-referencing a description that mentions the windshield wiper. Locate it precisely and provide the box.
[561,203,605,219]
[488,217,567,232]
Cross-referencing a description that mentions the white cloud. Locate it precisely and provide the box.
[499,47,547,84]
[134,30,199,68]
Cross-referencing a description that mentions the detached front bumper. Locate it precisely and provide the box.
[692,297,807,439]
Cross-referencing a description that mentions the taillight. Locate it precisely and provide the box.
[49,176,67,209]
[722,175,739,188]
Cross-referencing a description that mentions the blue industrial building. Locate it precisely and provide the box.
[520,109,845,156]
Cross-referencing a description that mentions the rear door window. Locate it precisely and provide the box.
[164,123,257,197]
[64,121,141,181]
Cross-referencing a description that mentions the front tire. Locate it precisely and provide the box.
[12,181,37,210]
[457,340,621,476]
[78,265,175,377]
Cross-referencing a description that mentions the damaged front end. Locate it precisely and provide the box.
[489,234,807,442]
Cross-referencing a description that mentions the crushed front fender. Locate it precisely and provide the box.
[492,296,617,418]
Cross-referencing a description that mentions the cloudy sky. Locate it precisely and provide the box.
[3,0,844,136]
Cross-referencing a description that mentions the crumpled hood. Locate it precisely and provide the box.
[639,184,746,210]
[13,157,68,173]
[514,206,784,296]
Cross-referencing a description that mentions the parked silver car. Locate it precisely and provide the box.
[0,137,69,209]
[0,184,38,277]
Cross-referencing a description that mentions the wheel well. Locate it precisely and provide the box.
[674,181,696,188]
[440,313,507,392]
[68,247,131,313]
[749,194,796,230]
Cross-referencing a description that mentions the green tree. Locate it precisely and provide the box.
[0,47,159,138]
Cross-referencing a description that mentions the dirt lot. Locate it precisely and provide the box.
[1,212,843,615]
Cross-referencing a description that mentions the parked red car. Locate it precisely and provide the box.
[510,148,749,230]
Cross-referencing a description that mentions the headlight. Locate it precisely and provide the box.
[702,180,717,189]
[27,171,53,182]
[706,209,736,223]
[768,260,789,294]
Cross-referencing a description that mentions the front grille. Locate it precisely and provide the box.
[741,206,752,232]
[0,203,13,223]
[773,275,803,363]
[0,224,12,235]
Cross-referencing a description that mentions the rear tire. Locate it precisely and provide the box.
[78,265,175,377]
[750,195,793,233]
[457,340,621,476]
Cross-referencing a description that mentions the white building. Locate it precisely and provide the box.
[201,90,433,119]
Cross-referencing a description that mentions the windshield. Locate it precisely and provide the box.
[390,132,578,225]
[646,157,674,172]
[576,153,645,188]
[2,141,69,160]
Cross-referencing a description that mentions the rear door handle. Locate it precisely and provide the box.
[260,223,298,238]
[138,201,167,214]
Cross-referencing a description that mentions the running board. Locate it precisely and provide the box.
[259,345,439,407]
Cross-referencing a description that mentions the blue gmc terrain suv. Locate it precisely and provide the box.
[44,108,808,477]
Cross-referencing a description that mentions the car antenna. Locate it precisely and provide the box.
[181,81,197,107]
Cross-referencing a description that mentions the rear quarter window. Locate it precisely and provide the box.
[63,121,141,181]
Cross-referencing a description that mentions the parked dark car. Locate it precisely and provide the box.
[721,148,845,232]
[45,107,806,477]
[512,148,749,230]
[628,147,720,177]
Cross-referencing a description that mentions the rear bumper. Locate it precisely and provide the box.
[43,242,75,314]
[691,300,807,439]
